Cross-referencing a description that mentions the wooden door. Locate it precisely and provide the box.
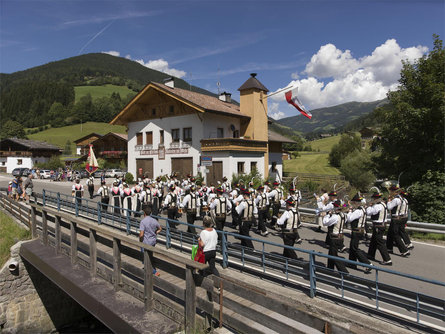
[206,161,223,186]
[171,157,193,179]
[136,158,153,179]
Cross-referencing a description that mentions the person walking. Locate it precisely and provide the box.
[72,178,84,206]
[277,198,301,260]
[315,189,329,232]
[163,184,179,230]
[209,187,232,240]
[386,185,410,257]
[198,216,220,277]
[87,175,95,199]
[181,185,200,235]
[399,190,414,250]
[139,204,162,277]
[346,194,373,273]
[97,179,110,211]
[367,192,392,265]
[23,174,34,203]
[254,185,269,236]
[235,189,255,249]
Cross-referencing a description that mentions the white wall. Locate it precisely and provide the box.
[6,156,50,173]
[127,114,204,177]
[202,113,240,138]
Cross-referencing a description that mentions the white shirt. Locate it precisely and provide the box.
[323,214,339,227]
[181,193,201,209]
[210,196,232,212]
[200,229,218,252]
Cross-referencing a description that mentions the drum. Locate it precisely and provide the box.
[178,208,183,214]
[202,206,209,212]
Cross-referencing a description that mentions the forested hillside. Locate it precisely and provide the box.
[0,53,221,129]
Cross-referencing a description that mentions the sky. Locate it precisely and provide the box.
[1,0,443,120]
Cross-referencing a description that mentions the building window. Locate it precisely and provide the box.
[233,130,240,138]
[160,130,164,145]
[17,159,23,165]
[136,132,143,145]
[152,108,156,116]
[217,128,224,138]
[146,131,153,145]
[251,161,257,171]
[237,161,244,174]
[171,128,180,142]
[169,105,174,113]
[183,127,192,142]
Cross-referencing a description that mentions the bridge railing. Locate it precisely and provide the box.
[2,189,444,331]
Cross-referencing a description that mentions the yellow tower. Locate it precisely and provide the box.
[238,73,269,177]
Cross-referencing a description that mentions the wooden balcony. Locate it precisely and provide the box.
[200,138,267,152]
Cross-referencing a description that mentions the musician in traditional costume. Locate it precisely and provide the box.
[386,185,410,256]
[235,189,255,249]
[71,178,84,206]
[181,185,200,234]
[277,198,301,259]
[120,182,133,217]
[163,184,179,230]
[254,185,269,236]
[132,183,143,217]
[267,181,283,229]
[210,187,232,239]
[97,179,110,211]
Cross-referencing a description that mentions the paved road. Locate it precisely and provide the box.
[2,175,445,294]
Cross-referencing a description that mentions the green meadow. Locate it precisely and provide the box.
[74,84,136,103]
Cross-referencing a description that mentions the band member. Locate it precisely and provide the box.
[288,187,302,209]
[323,200,349,273]
[164,184,179,229]
[315,188,329,232]
[235,189,255,249]
[230,183,243,229]
[267,181,283,228]
[346,194,373,273]
[277,198,301,259]
[97,179,110,211]
[399,190,414,249]
[121,183,133,217]
[366,192,392,265]
[210,187,232,239]
[386,185,410,256]
[87,175,95,199]
[318,191,345,251]
[72,178,84,206]
[181,185,200,234]
[132,183,143,217]
[255,185,269,236]
[221,176,231,195]
[110,181,121,214]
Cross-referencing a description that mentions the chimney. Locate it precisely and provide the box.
[218,92,232,103]
[163,77,174,88]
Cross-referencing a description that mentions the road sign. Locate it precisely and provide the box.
[201,156,212,167]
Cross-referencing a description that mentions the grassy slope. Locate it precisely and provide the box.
[74,84,136,102]
[28,122,126,150]
[0,211,31,266]
[283,134,341,175]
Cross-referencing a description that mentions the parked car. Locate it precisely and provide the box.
[92,170,105,178]
[40,170,51,179]
[73,170,89,179]
[105,169,125,178]
[12,167,30,177]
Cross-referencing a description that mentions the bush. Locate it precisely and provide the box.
[409,170,445,224]
[329,133,361,167]
[125,172,134,185]
[231,168,264,188]
[340,150,375,191]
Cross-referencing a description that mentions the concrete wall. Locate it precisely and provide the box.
[0,241,92,333]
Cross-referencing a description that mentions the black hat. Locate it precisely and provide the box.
[285,198,295,206]
[257,185,264,191]
[328,191,337,197]
[333,200,342,208]
[216,187,223,193]
[273,181,280,186]
[242,189,251,195]
[389,184,399,191]
[288,187,295,192]
[169,184,175,191]
[371,192,382,199]
[351,194,363,202]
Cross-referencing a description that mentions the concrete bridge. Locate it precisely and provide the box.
[1,193,444,333]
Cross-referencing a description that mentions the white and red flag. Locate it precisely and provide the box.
[285,88,312,119]
[85,144,99,175]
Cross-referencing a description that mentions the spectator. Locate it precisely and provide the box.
[7,181,12,198]
[11,176,18,200]
[23,174,34,203]
[139,204,162,276]
[198,216,220,277]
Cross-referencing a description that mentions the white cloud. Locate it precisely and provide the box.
[291,71,299,79]
[103,50,120,57]
[102,51,186,78]
[268,102,285,120]
[271,39,428,109]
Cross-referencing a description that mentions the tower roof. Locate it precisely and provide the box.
[238,73,269,92]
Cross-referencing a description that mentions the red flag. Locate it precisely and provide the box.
[285,88,312,119]
[85,144,99,175]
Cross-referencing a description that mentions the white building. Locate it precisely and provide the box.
[111,74,294,184]
[0,138,61,173]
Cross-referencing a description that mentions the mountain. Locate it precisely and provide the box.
[277,99,388,134]
[0,53,225,128]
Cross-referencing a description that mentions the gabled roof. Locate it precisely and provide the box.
[238,73,269,92]
[111,82,250,125]
[73,132,102,144]
[92,132,128,143]
[0,138,61,151]
[268,130,296,144]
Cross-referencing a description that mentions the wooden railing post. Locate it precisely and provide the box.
[55,215,61,254]
[30,206,37,239]
[185,264,196,333]
[89,229,97,276]
[70,221,78,264]
[42,210,48,246]
[143,249,154,311]
[113,237,122,290]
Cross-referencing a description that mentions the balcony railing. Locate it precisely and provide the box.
[200,138,267,152]
[135,144,153,151]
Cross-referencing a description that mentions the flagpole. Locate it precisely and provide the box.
[260,85,295,100]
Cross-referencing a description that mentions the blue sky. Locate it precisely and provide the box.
[1,0,443,119]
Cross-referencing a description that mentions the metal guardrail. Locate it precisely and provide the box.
[1,189,444,332]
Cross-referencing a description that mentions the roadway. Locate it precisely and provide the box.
[2,175,445,295]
